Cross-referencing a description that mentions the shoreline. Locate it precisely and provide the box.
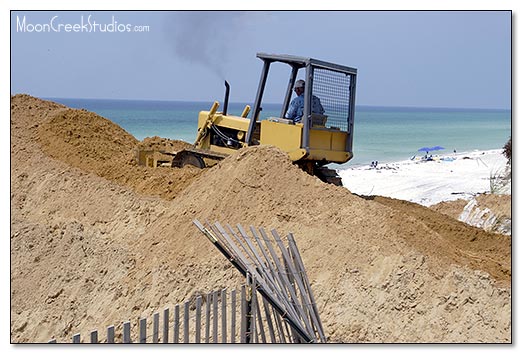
[338,149,510,206]
[344,148,506,168]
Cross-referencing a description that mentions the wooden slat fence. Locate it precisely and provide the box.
[49,284,303,343]
[48,222,324,343]
[193,221,325,343]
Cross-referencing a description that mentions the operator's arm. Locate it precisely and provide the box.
[285,97,297,119]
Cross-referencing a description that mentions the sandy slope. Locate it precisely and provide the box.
[10,95,511,343]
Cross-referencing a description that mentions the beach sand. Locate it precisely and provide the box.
[339,150,510,206]
[10,95,511,343]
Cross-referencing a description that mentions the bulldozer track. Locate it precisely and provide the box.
[314,166,343,186]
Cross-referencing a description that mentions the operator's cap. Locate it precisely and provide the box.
[294,80,305,89]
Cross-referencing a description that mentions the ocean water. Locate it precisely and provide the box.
[49,98,511,168]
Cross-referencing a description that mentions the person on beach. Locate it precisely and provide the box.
[285,80,325,123]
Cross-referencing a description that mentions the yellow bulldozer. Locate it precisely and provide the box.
[143,53,357,185]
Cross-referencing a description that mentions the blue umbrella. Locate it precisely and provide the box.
[418,147,432,152]
[431,145,445,151]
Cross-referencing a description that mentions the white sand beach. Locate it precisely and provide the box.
[339,149,510,206]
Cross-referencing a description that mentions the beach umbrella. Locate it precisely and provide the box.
[418,147,432,152]
[431,145,445,151]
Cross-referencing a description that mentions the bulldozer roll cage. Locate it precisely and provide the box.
[246,53,357,154]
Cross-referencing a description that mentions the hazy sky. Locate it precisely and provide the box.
[10,10,511,109]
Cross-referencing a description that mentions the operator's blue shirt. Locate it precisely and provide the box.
[285,94,325,123]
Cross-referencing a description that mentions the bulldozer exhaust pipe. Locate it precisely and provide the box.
[223,80,230,116]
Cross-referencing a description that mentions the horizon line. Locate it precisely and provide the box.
[26,94,512,112]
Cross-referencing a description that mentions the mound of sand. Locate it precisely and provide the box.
[137,136,193,153]
[10,95,511,343]
[34,101,203,200]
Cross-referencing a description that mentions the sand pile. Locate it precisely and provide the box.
[37,107,138,167]
[10,95,511,343]
[137,136,193,153]
[35,101,202,200]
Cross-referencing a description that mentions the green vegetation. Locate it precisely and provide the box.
[490,137,512,194]
[503,136,511,165]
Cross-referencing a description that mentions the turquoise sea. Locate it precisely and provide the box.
[48,98,511,168]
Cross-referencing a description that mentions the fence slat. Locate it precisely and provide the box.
[212,290,218,343]
[123,321,131,343]
[213,223,274,296]
[224,224,284,303]
[283,249,301,343]
[221,289,227,343]
[284,321,295,343]
[90,330,98,343]
[288,244,310,336]
[240,285,246,343]
[195,296,202,343]
[286,243,309,341]
[183,300,190,343]
[237,224,283,297]
[271,229,316,341]
[163,308,169,343]
[253,227,303,343]
[262,297,277,343]
[258,228,302,314]
[173,304,180,344]
[153,313,159,343]
[250,276,257,343]
[288,233,326,342]
[250,226,290,305]
[107,325,115,343]
[255,293,267,343]
[272,306,287,343]
[258,228,305,325]
[205,293,211,343]
[208,223,248,273]
[231,289,237,344]
[139,318,147,343]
